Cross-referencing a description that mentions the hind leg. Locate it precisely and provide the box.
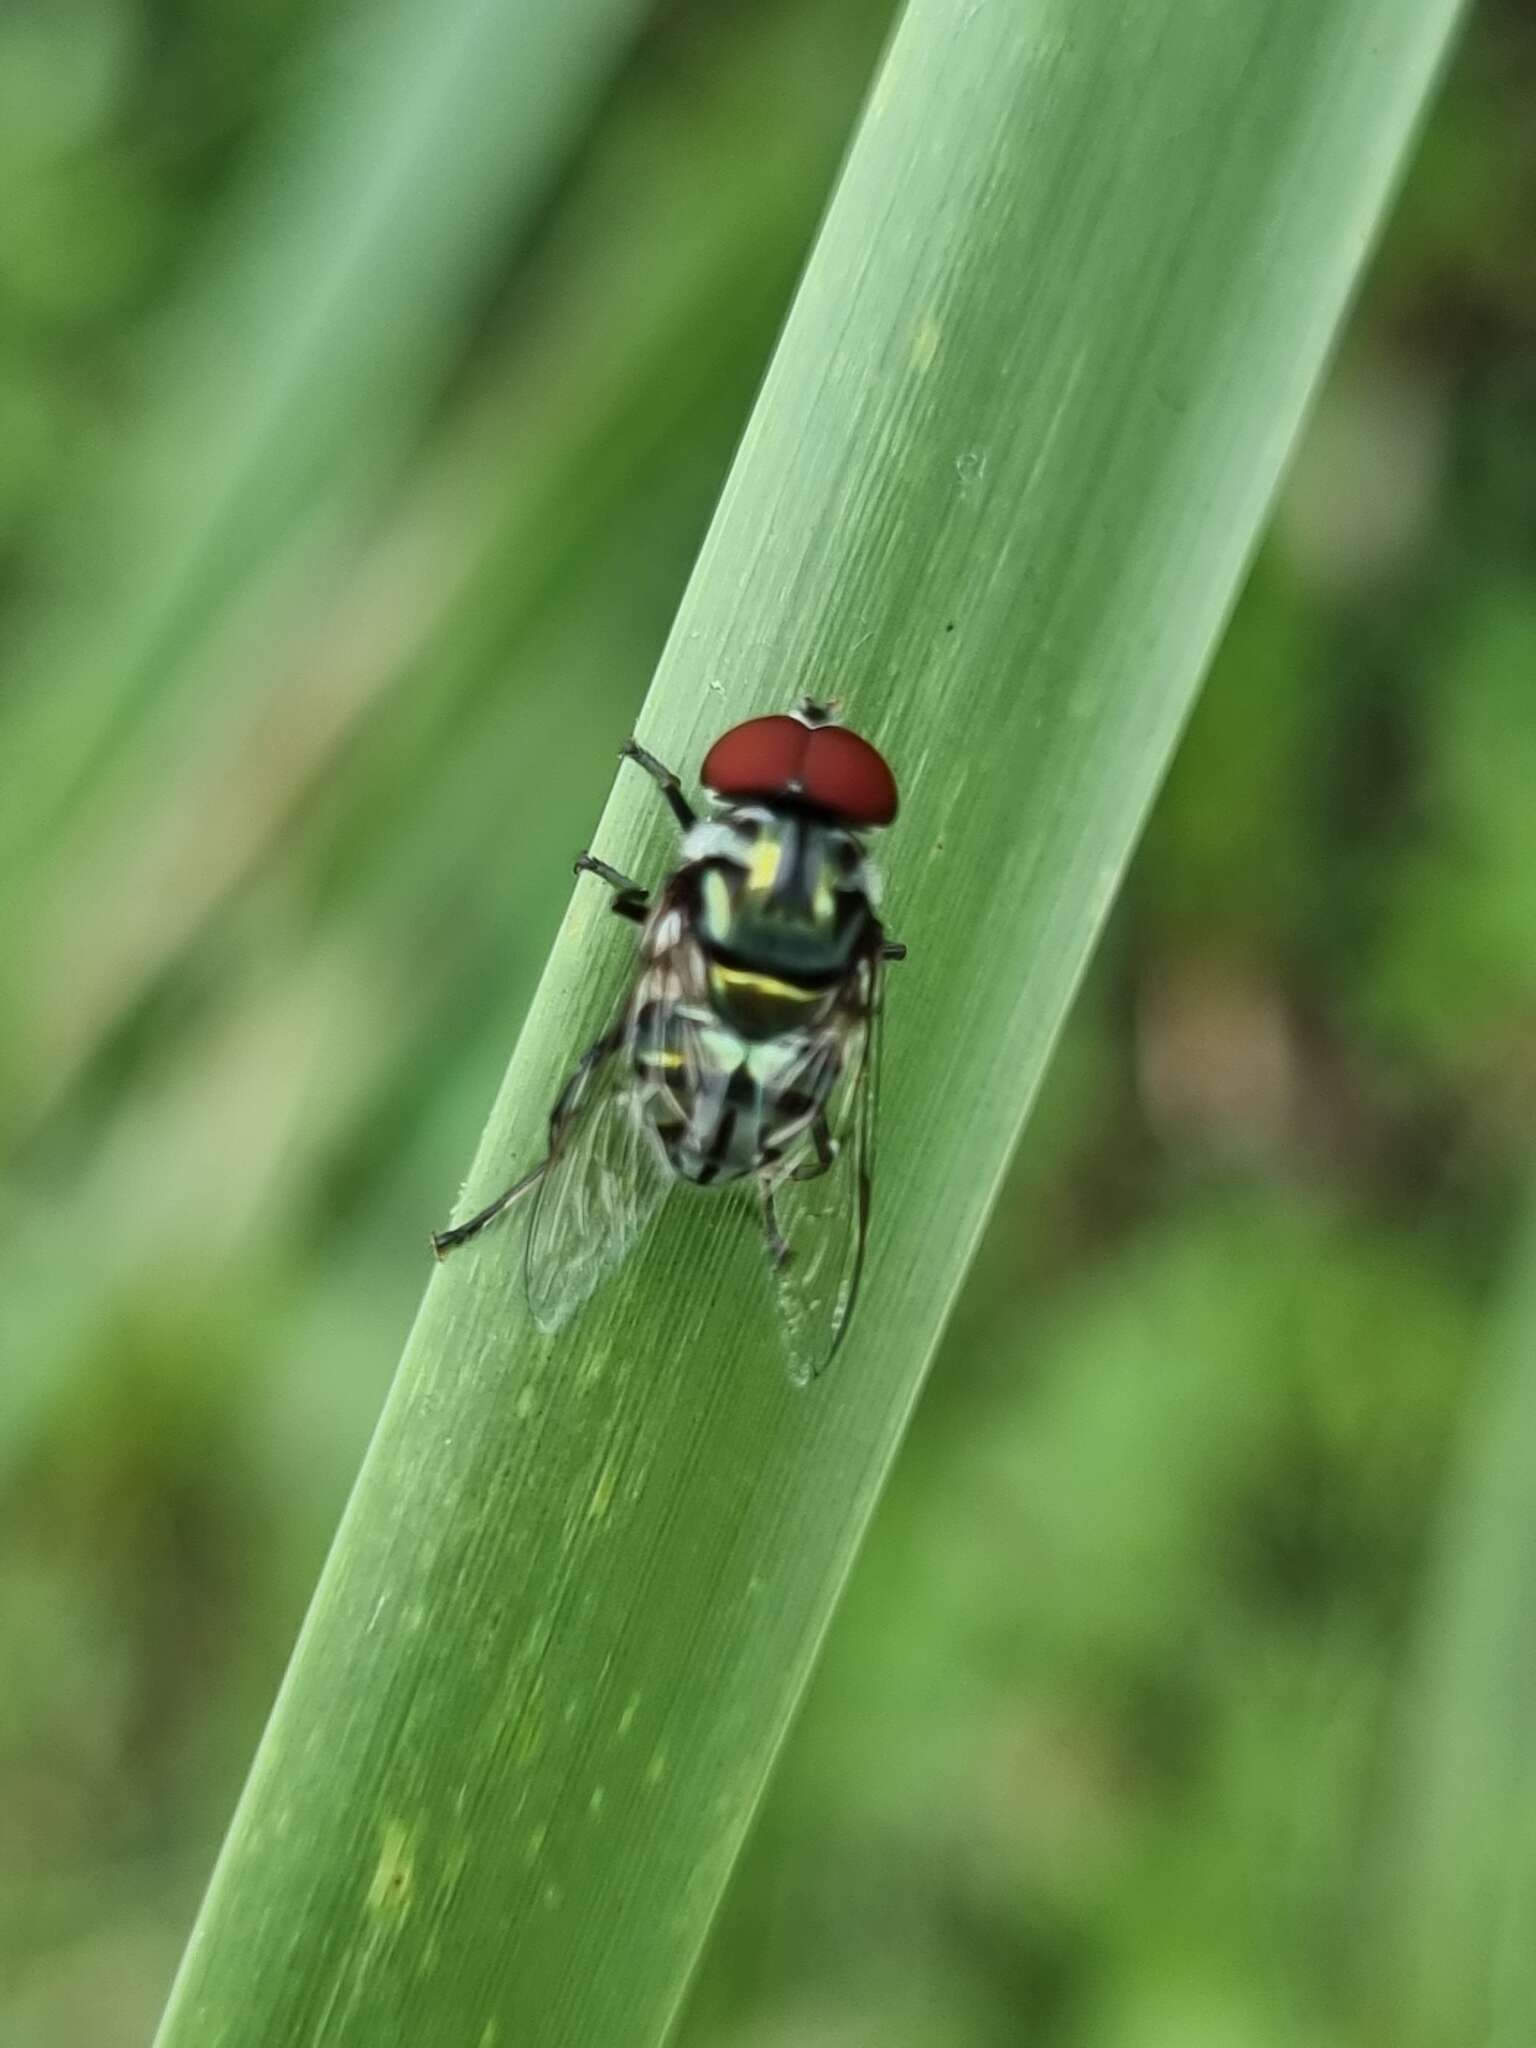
[432,1027,623,1257]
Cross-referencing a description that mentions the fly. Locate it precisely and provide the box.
[431,697,905,1384]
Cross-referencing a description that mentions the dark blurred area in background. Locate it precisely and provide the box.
[1,1,1534,2043]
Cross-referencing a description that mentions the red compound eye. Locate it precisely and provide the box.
[801,723,899,826]
[700,715,807,803]
[700,712,898,826]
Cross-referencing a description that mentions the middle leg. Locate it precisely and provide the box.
[574,851,650,924]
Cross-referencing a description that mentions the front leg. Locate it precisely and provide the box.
[621,738,697,833]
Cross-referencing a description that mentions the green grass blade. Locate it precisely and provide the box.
[154,1,1463,2042]
[1393,1197,1536,2046]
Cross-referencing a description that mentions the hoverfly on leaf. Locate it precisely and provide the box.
[432,698,905,1383]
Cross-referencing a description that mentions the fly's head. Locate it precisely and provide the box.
[677,702,899,1038]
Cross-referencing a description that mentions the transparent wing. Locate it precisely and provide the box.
[767,952,884,1386]
[524,1011,674,1334]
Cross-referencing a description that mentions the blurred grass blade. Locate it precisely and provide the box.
[0,0,892,1498]
[154,0,1463,2042]
[2,0,873,1142]
[1395,1197,1536,2047]
[0,0,645,882]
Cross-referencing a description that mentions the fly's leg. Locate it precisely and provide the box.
[759,1180,792,1272]
[575,851,647,898]
[544,1025,623,1147]
[791,1114,836,1182]
[882,940,908,962]
[575,852,650,925]
[432,1027,621,1257]
[621,738,697,832]
[432,1162,545,1257]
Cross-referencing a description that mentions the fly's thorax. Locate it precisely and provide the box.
[703,959,837,1043]
[681,804,880,985]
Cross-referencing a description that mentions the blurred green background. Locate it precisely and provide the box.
[1,1,1533,2042]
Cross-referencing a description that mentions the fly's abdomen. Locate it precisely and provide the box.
[634,1003,837,1188]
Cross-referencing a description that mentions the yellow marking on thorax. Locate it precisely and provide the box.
[711,964,820,1006]
[747,838,782,892]
[702,869,734,928]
